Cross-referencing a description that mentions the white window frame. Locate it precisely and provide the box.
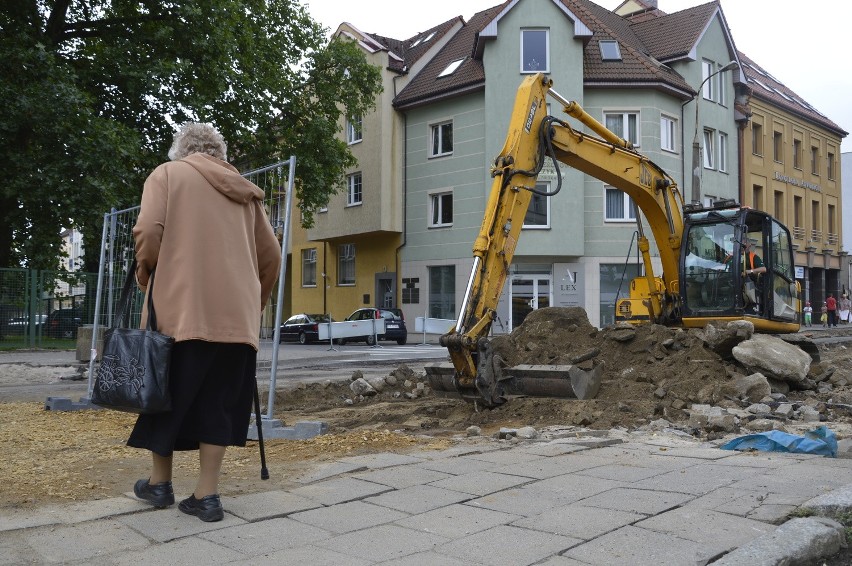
[346,172,362,206]
[428,190,453,228]
[604,185,637,223]
[604,111,640,147]
[703,129,715,169]
[702,59,716,101]
[520,29,549,73]
[301,248,317,287]
[338,243,355,286]
[718,131,728,172]
[429,120,453,157]
[346,115,362,144]
[718,67,727,106]
[660,114,677,153]
[523,182,551,228]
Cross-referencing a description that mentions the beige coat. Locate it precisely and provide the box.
[133,153,281,350]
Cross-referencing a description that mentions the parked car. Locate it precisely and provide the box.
[279,313,333,344]
[4,314,47,335]
[342,307,407,346]
[46,308,83,339]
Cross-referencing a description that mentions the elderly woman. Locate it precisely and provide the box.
[128,123,281,522]
[839,294,851,324]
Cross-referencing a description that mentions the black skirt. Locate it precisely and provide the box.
[127,340,257,457]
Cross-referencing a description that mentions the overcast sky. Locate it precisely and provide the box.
[303,0,852,153]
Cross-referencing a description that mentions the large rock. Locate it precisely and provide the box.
[721,372,772,401]
[732,334,812,384]
[700,320,754,359]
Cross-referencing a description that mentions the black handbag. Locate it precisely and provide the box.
[92,259,174,414]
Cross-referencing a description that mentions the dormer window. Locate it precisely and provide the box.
[438,58,464,77]
[600,40,621,61]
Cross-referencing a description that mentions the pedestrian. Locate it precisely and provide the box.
[827,293,837,327]
[803,301,812,327]
[821,303,828,327]
[839,293,851,324]
[128,123,281,522]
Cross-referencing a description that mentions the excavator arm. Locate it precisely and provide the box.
[431,73,685,407]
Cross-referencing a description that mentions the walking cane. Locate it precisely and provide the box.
[253,375,270,480]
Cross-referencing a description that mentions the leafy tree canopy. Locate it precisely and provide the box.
[0,0,382,271]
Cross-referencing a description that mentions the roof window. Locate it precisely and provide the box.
[600,40,621,61]
[438,58,465,77]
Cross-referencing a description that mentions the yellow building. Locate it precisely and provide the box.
[739,52,847,303]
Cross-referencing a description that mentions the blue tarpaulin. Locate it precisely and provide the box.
[720,426,837,457]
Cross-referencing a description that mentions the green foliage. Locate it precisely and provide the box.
[0,1,382,270]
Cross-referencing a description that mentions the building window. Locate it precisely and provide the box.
[828,152,835,179]
[429,121,453,157]
[346,115,362,144]
[794,196,803,237]
[793,139,802,169]
[523,183,550,228]
[604,186,636,222]
[812,200,820,232]
[703,129,715,169]
[718,66,727,106]
[346,173,362,206]
[751,122,763,155]
[702,59,716,101]
[660,115,677,152]
[338,243,355,286]
[301,248,317,287]
[428,265,456,319]
[429,191,453,227]
[773,131,783,162]
[438,58,464,77]
[402,277,420,304]
[753,184,763,211]
[521,29,548,73]
[811,146,819,175]
[828,204,836,237]
[718,132,728,172]
[774,191,784,223]
[599,40,621,61]
[605,112,639,146]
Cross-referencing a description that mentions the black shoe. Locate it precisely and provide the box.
[179,493,224,522]
[134,479,174,508]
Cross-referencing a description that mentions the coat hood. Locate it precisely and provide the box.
[181,153,264,204]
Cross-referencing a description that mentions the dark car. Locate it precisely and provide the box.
[46,308,83,339]
[279,313,332,344]
[4,314,47,335]
[342,307,407,346]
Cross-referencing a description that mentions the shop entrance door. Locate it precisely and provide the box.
[510,276,551,331]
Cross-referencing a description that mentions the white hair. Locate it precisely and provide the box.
[168,122,227,161]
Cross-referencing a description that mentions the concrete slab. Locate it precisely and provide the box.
[467,486,581,517]
[636,507,773,556]
[318,524,449,562]
[375,551,486,565]
[117,506,247,543]
[226,545,372,566]
[435,524,582,566]
[353,464,452,489]
[418,455,502,475]
[730,462,851,499]
[365,484,472,514]
[24,519,149,563]
[338,452,426,469]
[426,470,534,496]
[802,483,852,515]
[290,500,408,533]
[465,448,549,466]
[394,503,520,539]
[564,525,707,566]
[107,536,243,565]
[712,517,846,566]
[224,490,322,521]
[578,487,694,515]
[0,496,147,532]
[289,476,392,506]
[572,462,669,482]
[494,452,620,480]
[630,462,763,495]
[197,517,332,555]
[520,443,590,457]
[524,473,627,502]
[293,461,369,484]
[512,503,645,540]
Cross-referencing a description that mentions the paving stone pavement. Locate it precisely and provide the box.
[2,431,850,565]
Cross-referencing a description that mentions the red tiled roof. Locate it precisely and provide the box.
[629,1,719,62]
[737,51,847,136]
[367,17,463,73]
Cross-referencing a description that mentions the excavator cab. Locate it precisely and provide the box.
[679,201,800,332]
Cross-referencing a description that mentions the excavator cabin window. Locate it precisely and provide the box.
[683,223,736,312]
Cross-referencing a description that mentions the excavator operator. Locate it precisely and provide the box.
[725,238,766,312]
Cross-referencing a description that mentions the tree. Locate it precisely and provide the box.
[0,1,382,271]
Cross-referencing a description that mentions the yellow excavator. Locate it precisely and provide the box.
[427,73,801,407]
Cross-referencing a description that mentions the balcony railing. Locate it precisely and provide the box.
[810,229,822,244]
[827,233,838,245]
[792,226,805,240]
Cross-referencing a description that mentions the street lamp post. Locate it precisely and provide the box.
[691,60,739,204]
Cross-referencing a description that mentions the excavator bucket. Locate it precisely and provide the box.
[425,360,604,404]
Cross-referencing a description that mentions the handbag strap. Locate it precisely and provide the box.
[113,258,160,331]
